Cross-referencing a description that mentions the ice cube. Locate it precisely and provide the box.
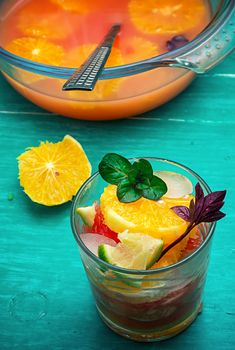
[79,233,116,256]
[154,171,193,198]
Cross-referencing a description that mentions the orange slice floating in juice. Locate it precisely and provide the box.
[100,184,193,258]
[5,37,64,66]
[51,0,90,13]
[121,36,161,64]
[128,0,206,35]
[17,135,91,206]
[5,37,64,85]
[17,1,72,40]
[64,44,123,100]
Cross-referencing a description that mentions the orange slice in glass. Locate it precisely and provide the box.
[128,0,206,34]
[17,135,91,206]
[100,184,193,258]
[150,227,200,268]
[17,2,72,40]
[5,37,64,66]
[64,44,123,100]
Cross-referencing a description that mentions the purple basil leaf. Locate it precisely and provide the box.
[199,190,226,222]
[189,198,195,219]
[192,197,205,224]
[171,206,191,222]
[195,183,204,202]
[158,183,226,261]
[203,191,226,208]
[202,211,226,223]
[206,190,226,203]
[203,201,225,215]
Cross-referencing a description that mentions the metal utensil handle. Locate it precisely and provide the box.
[101,24,121,48]
[171,1,235,73]
[63,24,121,91]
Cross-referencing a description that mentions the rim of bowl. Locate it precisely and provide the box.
[0,0,233,79]
[71,157,216,276]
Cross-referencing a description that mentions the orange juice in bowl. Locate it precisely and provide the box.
[0,0,235,120]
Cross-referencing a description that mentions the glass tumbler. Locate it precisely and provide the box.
[71,158,215,342]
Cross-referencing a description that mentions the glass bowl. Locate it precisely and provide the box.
[0,0,235,121]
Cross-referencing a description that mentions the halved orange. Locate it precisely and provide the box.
[5,37,64,66]
[17,2,72,40]
[100,184,193,258]
[121,36,161,64]
[128,0,206,35]
[65,44,123,100]
[51,0,90,13]
[18,135,91,206]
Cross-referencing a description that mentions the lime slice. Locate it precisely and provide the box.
[76,203,96,227]
[98,243,148,270]
[98,232,163,270]
[118,231,164,268]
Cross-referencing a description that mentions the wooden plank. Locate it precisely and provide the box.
[0,52,234,350]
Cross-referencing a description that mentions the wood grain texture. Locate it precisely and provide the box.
[0,52,235,350]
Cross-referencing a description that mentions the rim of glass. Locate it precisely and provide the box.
[0,0,233,79]
[71,157,216,275]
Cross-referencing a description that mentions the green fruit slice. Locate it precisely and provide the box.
[98,243,145,288]
[76,203,96,227]
[118,231,164,268]
[98,232,163,270]
[98,243,148,270]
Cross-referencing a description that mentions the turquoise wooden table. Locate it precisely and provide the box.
[0,53,235,350]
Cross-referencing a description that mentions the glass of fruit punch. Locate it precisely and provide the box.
[71,155,226,342]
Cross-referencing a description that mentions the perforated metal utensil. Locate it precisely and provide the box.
[62,24,121,92]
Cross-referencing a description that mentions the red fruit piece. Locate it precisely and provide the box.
[185,230,203,252]
[91,205,120,243]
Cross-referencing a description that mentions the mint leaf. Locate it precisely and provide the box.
[117,179,142,203]
[128,160,153,184]
[132,159,153,179]
[136,181,151,190]
[99,153,132,185]
[142,176,167,201]
[98,154,168,203]
[128,167,139,184]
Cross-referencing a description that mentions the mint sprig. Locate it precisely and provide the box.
[99,154,167,203]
